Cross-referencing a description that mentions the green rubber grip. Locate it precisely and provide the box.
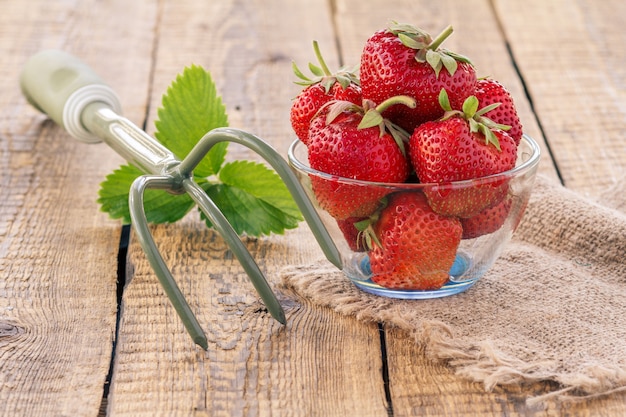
[20,50,122,143]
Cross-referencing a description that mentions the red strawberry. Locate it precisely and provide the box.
[307,98,414,220]
[409,91,518,218]
[473,78,523,144]
[461,196,512,239]
[368,192,462,290]
[360,23,476,132]
[290,41,361,144]
[336,217,368,252]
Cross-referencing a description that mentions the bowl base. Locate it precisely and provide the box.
[350,277,478,299]
[347,252,477,299]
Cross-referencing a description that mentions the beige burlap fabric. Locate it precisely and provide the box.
[279,175,626,404]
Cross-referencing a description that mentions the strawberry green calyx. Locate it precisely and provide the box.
[292,40,360,92]
[438,89,510,151]
[356,216,380,250]
[358,95,416,129]
[354,199,386,250]
[359,96,416,155]
[322,95,415,156]
[388,22,472,78]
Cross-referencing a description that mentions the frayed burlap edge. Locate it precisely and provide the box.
[278,260,626,406]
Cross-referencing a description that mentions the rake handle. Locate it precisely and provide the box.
[20,49,122,143]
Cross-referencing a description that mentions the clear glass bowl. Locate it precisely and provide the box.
[288,135,541,299]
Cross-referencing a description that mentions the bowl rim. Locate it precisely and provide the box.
[288,134,541,188]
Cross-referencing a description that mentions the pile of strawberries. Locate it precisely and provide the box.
[289,22,523,291]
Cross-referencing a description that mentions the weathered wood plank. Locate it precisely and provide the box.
[495,0,626,194]
[0,1,157,416]
[107,0,388,415]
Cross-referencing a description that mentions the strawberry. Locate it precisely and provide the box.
[360,22,477,132]
[473,78,523,144]
[307,97,414,220]
[336,217,368,252]
[290,41,361,144]
[461,196,512,239]
[409,90,518,218]
[368,192,462,290]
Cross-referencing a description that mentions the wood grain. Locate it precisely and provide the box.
[0,1,156,416]
[495,0,626,194]
[2,0,625,415]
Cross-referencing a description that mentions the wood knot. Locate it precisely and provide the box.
[0,322,25,337]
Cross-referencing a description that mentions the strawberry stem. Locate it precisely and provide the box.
[375,95,417,113]
[313,40,332,76]
[428,25,454,51]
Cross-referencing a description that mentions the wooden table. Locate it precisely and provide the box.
[2,0,625,415]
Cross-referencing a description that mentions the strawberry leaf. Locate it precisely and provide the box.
[388,21,431,45]
[200,161,303,235]
[155,65,229,177]
[335,74,352,89]
[469,118,481,135]
[98,65,303,237]
[291,41,359,91]
[320,77,335,93]
[97,164,196,224]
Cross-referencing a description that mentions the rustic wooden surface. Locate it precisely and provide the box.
[1,0,625,416]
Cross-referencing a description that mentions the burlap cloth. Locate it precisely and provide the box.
[279,175,626,404]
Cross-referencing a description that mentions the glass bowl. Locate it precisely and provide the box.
[288,134,541,299]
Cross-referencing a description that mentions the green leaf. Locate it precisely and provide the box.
[480,126,502,151]
[358,110,383,130]
[469,118,480,134]
[444,49,473,65]
[440,52,458,76]
[154,65,229,177]
[99,64,305,238]
[475,102,501,117]
[398,33,427,50]
[308,62,324,77]
[98,164,142,223]
[199,161,303,236]
[97,164,196,224]
[462,95,479,117]
[219,160,303,219]
[326,100,359,124]
[384,120,408,157]
[438,89,453,112]
[426,50,443,78]
[292,61,311,82]
[321,77,335,93]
